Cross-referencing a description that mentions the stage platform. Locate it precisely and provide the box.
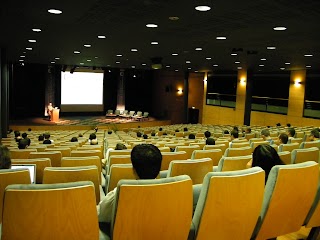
[9,115,171,131]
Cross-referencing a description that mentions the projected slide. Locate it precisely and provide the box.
[61,71,104,112]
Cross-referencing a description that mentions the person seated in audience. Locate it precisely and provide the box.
[251,144,284,183]
[89,133,97,143]
[206,137,215,145]
[98,144,162,225]
[0,145,11,169]
[308,129,320,142]
[28,128,32,131]
[286,127,296,140]
[136,132,142,138]
[14,131,22,142]
[188,133,196,139]
[286,123,291,127]
[107,130,112,135]
[103,143,128,168]
[78,133,83,138]
[21,132,31,146]
[223,130,230,135]
[151,131,156,137]
[278,133,289,144]
[162,132,168,136]
[183,127,188,132]
[43,132,53,144]
[70,137,78,142]
[143,134,148,139]
[204,131,211,139]
[230,129,239,142]
[115,143,127,150]
[245,127,251,134]
[38,134,44,142]
[276,123,281,127]
[260,129,274,144]
[18,139,29,149]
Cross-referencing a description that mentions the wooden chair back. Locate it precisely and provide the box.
[29,151,62,167]
[161,151,188,171]
[191,149,223,166]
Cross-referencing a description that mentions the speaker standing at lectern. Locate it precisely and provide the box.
[47,102,53,121]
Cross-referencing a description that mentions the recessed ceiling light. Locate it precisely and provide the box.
[32,28,41,32]
[142,63,147,66]
[48,9,62,14]
[20,55,25,58]
[259,64,264,67]
[213,64,218,67]
[95,56,98,59]
[55,57,60,60]
[267,46,276,50]
[74,51,80,54]
[237,67,242,70]
[131,66,136,68]
[195,70,199,73]
[80,62,84,65]
[216,36,227,40]
[175,69,179,72]
[166,65,170,68]
[172,53,178,56]
[87,59,91,62]
[107,65,111,67]
[235,61,240,64]
[169,16,179,21]
[285,62,291,65]
[195,47,202,51]
[51,61,55,64]
[84,44,91,48]
[131,48,138,52]
[26,47,32,50]
[116,54,123,57]
[28,39,36,43]
[261,58,267,61]
[116,61,120,64]
[231,53,237,56]
[146,23,158,28]
[186,60,191,64]
[273,26,287,31]
[188,67,192,70]
[304,54,313,57]
[206,57,212,60]
[280,67,285,70]
[195,6,211,11]
[306,65,312,68]
[23,51,26,54]
[97,35,106,39]
[151,41,159,45]
[19,59,24,62]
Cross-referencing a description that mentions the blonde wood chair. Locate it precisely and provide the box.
[11,158,52,183]
[303,184,320,239]
[277,151,291,165]
[224,146,252,157]
[251,161,319,240]
[0,169,31,224]
[1,181,100,240]
[175,145,201,159]
[191,149,223,166]
[45,147,71,157]
[161,151,189,171]
[43,166,103,204]
[157,146,171,152]
[277,142,300,152]
[71,150,102,160]
[291,147,320,164]
[190,167,265,240]
[288,137,303,145]
[109,175,192,240]
[9,149,37,159]
[229,141,250,148]
[216,155,252,172]
[244,133,256,141]
[61,156,103,184]
[300,141,320,149]
[28,145,47,152]
[106,163,136,193]
[190,142,206,149]
[106,155,132,175]
[29,151,62,167]
[203,144,228,155]
[167,158,213,184]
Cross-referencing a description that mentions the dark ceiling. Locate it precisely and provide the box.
[1,0,320,73]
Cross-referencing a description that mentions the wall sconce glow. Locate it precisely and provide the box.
[294,78,302,86]
[240,77,246,85]
[177,88,183,94]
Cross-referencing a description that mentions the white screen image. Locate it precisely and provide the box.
[61,71,104,112]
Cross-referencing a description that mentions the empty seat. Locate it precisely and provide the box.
[291,147,320,164]
[29,151,62,167]
[191,149,223,166]
[224,146,252,157]
[216,155,252,172]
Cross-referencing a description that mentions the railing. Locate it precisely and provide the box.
[206,93,236,108]
[251,96,288,114]
[304,100,320,119]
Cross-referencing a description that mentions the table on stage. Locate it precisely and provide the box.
[51,108,60,122]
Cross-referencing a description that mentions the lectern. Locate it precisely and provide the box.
[51,108,60,122]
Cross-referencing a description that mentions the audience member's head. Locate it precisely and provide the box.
[44,133,51,139]
[108,130,112,135]
[183,127,188,132]
[163,132,167,136]
[233,126,239,132]
[70,137,78,142]
[38,134,44,141]
[27,128,32,131]
[115,143,127,150]
[143,134,148,139]
[206,137,215,145]
[276,123,281,127]
[308,129,320,141]
[230,130,239,140]
[18,139,29,149]
[22,132,28,139]
[204,131,211,138]
[89,133,96,140]
[287,127,296,138]
[278,133,289,144]
[260,129,271,139]
[188,133,196,139]
[137,132,142,138]
[78,133,83,137]
[252,144,284,183]
[223,130,230,135]
[175,129,180,132]
[286,123,291,127]
[7,129,13,134]
[245,127,252,134]
[14,131,20,138]
[158,127,163,132]
[131,144,162,179]
[0,145,11,169]
[151,131,156,137]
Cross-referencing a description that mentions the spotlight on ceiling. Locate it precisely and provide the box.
[70,66,77,74]
[195,0,212,11]
[151,57,163,70]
